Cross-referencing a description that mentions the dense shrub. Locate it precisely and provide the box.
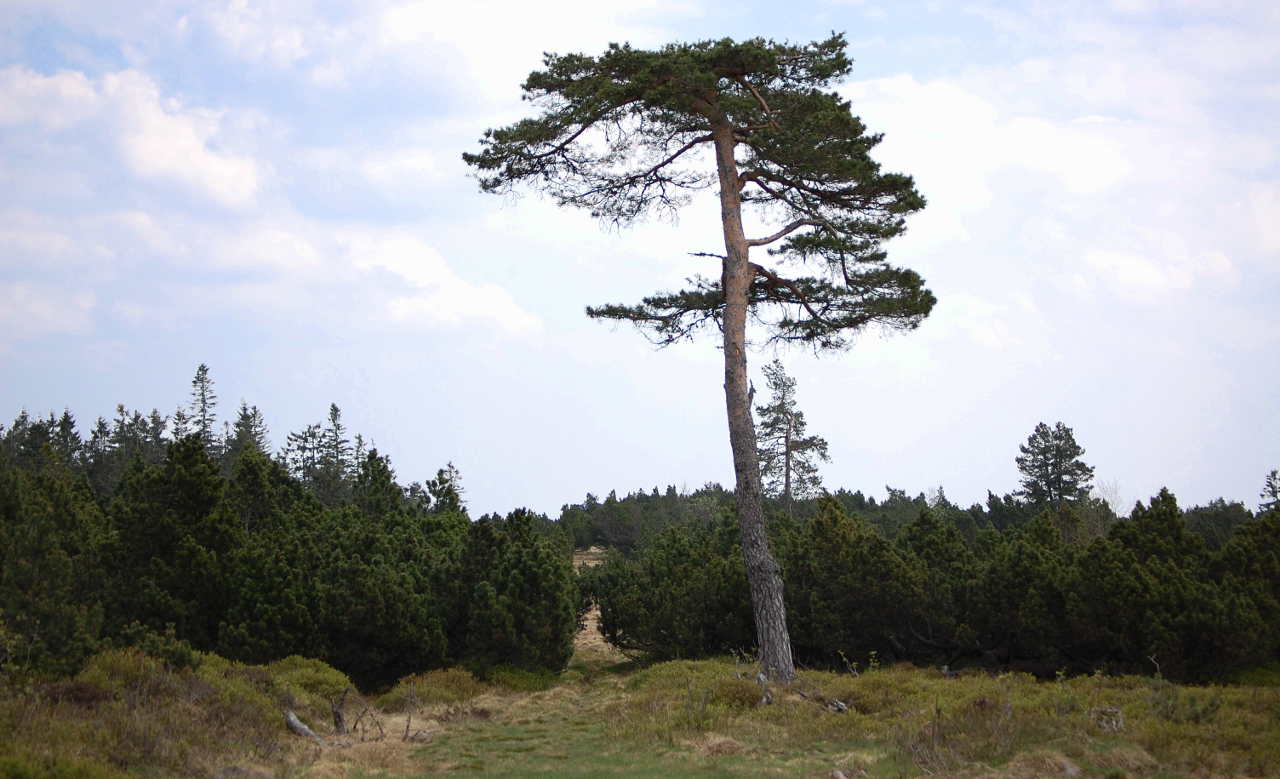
[588,490,1280,680]
[587,512,754,658]
[0,453,105,678]
[458,510,579,675]
[1,428,579,689]
[782,498,921,665]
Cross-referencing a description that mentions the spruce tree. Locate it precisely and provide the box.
[1015,422,1095,507]
[170,407,191,441]
[315,403,353,507]
[1261,469,1279,514]
[189,363,219,455]
[223,400,270,472]
[144,410,168,463]
[353,449,402,517]
[82,416,116,500]
[755,359,829,508]
[52,410,81,465]
[283,423,321,488]
[465,34,932,681]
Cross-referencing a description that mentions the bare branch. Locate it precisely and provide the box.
[746,219,825,247]
[644,133,714,176]
[738,172,798,207]
[750,262,832,327]
[734,76,780,130]
[522,98,643,162]
[561,132,713,205]
[743,168,884,212]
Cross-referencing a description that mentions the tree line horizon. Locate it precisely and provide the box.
[2,362,1277,686]
[7,362,1271,520]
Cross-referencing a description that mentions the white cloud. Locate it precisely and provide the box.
[0,66,262,209]
[942,293,1029,350]
[1000,116,1133,194]
[187,0,693,107]
[297,144,450,203]
[340,230,542,336]
[361,147,442,189]
[199,0,310,68]
[1251,184,1280,254]
[842,74,1135,206]
[108,210,184,256]
[212,225,324,274]
[0,222,76,260]
[102,71,261,209]
[0,283,95,345]
[0,210,115,268]
[1081,247,1236,301]
[1108,0,1153,13]
[0,66,100,129]
[1084,249,1187,296]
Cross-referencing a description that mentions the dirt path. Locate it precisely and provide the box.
[293,547,623,776]
[573,547,627,667]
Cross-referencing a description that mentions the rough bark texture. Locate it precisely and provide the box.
[711,119,796,683]
[784,418,794,510]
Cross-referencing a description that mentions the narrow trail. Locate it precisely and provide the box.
[288,547,624,777]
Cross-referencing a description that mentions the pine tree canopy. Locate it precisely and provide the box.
[1015,421,1095,506]
[463,33,934,349]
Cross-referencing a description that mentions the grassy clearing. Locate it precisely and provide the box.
[403,655,1280,778]
[3,618,1279,777]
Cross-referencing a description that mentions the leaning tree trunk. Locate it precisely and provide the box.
[711,118,796,683]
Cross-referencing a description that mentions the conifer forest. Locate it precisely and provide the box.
[4,363,1277,688]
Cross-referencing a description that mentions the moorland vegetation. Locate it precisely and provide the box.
[2,365,1279,776]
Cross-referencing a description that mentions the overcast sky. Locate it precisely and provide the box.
[2,0,1276,517]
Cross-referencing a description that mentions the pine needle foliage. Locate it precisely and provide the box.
[464,33,933,347]
[1015,422,1095,506]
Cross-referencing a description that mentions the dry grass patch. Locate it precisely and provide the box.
[6,633,1280,777]
[686,732,748,756]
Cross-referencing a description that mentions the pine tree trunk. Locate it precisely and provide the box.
[784,417,793,514]
[711,119,796,683]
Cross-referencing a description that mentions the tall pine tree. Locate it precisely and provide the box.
[465,34,932,681]
[1015,422,1095,506]
[755,359,829,507]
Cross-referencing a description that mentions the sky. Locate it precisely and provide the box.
[1,0,1277,518]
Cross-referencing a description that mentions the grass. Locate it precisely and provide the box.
[3,614,1279,777]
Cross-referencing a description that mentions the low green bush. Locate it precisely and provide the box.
[486,665,559,693]
[379,667,488,711]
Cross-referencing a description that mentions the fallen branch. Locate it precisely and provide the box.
[284,710,325,746]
